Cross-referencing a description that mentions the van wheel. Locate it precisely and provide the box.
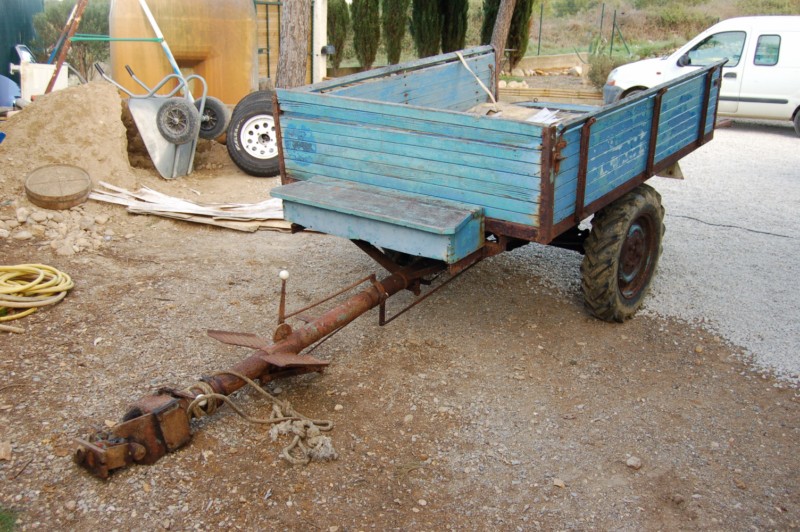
[793,111,800,137]
[623,88,644,99]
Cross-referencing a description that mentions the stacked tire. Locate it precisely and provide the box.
[226,90,280,177]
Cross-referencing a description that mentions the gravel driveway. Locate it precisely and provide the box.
[526,120,800,383]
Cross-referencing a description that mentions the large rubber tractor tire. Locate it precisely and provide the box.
[580,184,665,322]
[225,90,280,177]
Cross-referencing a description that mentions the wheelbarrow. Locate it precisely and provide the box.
[95,64,228,179]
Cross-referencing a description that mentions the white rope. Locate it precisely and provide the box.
[455,51,497,105]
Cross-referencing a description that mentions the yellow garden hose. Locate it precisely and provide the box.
[0,264,74,332]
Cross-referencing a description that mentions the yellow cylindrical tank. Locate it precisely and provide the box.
[109,0,257,105]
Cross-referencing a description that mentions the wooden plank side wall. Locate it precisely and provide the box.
[327,53,494,112]
[653,75,706,161]
[552,68,719,226]
[277,90,544,226]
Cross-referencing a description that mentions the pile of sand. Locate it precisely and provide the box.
[0,81,136,194]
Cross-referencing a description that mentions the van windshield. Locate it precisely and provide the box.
[687,31,746,67]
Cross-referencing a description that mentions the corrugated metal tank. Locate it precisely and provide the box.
[109,0,257,104]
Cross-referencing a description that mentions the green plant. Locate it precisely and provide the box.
[587,53,628,90]
[480,0,536,69]
[31,0,110,80]
[410,0,441,58]
[351,0,381,69]
[440,0,469,53]
[0,507,16,532]
[552,0,597,17]
[382,0,410,64]
[507,0,535,68]
[328,0,351,70]
[479,0,499,45]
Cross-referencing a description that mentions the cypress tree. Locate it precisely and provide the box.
[328,0,351,71]
[439,0,468,53]
[351,0,381,70]
[480,0,500,46]
[480,0,535,69]
[410,0,441,58]
[382,0,410,65]
[507,0,534,69]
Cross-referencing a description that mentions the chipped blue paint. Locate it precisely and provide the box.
[273,47,723,256]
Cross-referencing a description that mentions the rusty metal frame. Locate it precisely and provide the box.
[272,94,294,184]
[573,117,596,225]
[378,261,478,326]
[696,67,716,148]
[538,126,556,243]
[645,88,668,177]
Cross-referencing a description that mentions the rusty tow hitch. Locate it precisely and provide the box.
[75,259,449,478]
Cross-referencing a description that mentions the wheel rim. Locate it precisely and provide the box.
[165,108,190,136]
[201,108,217,131]
[240,114,277,160]
[618,214,657,300]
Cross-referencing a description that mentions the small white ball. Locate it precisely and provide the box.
[278,270,290,280]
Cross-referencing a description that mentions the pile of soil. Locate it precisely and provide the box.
[0,81,136,194]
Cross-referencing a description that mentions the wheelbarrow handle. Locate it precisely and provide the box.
[125,65,135,77]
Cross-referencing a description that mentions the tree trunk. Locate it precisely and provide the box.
[277,0,311,88]
[490,0,517,70]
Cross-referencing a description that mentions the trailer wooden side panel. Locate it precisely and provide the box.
[552,67,721,227]
[277,89,544,227]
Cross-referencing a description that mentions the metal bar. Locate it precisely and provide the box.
[47,1,80,64]
[45,0,89,94]
[696,67,715,147]
[609,9,616,56]
[137,0,182,80]
[272,94,291,183]
[537,2,544,56]
[646,88,667,177]
[538,127,556,243]
[379,263,477,326]
[283,274,377,320]
[574,117,596,224]
[71,35,163,42]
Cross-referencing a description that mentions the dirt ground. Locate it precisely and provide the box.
[0,82,798,531]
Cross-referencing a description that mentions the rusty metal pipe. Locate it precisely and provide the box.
[76,260,447,478]
[206,263,439,396]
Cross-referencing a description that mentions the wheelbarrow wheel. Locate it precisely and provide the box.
[156,97,200,145]
[580,184,664,322]
[226,90,279,177]
[195,96,230,140]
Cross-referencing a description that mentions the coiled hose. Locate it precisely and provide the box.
[0,264,74,332]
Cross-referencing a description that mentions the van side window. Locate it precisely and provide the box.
[754,35,781,66]
[687,31,746,67]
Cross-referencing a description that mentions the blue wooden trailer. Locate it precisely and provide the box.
[268,46,724,321]
[73,49,727,478]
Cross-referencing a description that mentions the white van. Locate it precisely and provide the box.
[603,16,800,135]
